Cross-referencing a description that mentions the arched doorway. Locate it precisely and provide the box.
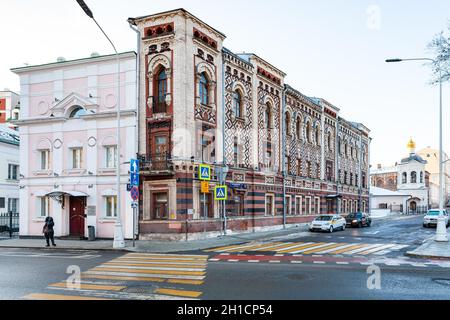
[409,201,417,213]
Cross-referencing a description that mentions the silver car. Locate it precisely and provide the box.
[423,209,449,228]
[309,214,346,233]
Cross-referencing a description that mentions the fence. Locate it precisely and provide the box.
[405,205,428,215]
[0,212,19,238]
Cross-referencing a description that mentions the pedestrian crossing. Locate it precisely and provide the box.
[205,241,409,256]
[22,253,209,300]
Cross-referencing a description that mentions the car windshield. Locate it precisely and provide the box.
[427,211,441,216]
[347,213,361,218]
[315,216,333,221]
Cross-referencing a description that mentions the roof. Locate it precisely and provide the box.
[222,47,254,68]
[370,187,410,197]
[0,125,19,146]
[370,166,397,175]
[11,52,136,74]
[400,154,427,164]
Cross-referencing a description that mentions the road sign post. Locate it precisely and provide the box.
[129,159,140,247]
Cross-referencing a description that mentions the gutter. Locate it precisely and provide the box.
[128,21,141,161]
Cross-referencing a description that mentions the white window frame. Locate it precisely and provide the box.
[295,196,302,215]
[8,164,19,180]
[285,195,292,216]
[7,198,19,213]
[305,196,312,215]
[105,196,117,218]
[70,148,83,169]
[38,197,50,217]
[105,145,117,169]
[265,194,275,216]
[40,149,50,170]
[315,197,321,215]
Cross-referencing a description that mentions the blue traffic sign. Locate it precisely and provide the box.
[130,159,140,173]
[214,186,228,201]
[199,164,211,181]
[130,186,139,201]
[130,173,139,186]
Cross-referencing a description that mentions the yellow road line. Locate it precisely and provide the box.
[90,267,205,276]
[330,244,368,254]
[111,259,207,265]
[103,262,206,269]
[277,242,327,253]
[154,288,202,298]
[48,282,126,291]
[231,242,293,253]
[243,242,293,252]
[81,274,166,282]
[23,293,113,300]
[203,243,263,252]
[302,243,346,254]
[167,279,204,285]
[124,254,208,260]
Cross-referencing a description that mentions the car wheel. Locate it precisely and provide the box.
[342,224,346,231]
[358,222,363,228]
[329,226,334,233]
[423,224,427,228]
[367,222,371,227]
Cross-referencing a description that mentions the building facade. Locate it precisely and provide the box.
[12,52,137,239]
[0,125,20,214]
[129,9,370,240]
[371,138,430,212]
[0,89,20,129]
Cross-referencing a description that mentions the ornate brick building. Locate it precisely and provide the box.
[128,9,371,240]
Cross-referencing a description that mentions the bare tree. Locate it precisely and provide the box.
[428,22,450,84]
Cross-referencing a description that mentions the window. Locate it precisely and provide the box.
[201,135,214,163]
[315,197,321,215]
[40,150,50,170]
[105,146,117,168]
[285,196,292,215]
[8,164,19,180]
[199,73,209,105]
[305,197,311,215]
[105,196,117,218]
[265,104,272,129]
[0,198,4,209]
[420,172,424,184]
[286,156,292,174]
[344,171,348,185]
[402,172,407,184]
[39,197,50,217]
[296,117,302,139]
[328,133,332,151]
[285,112,291,136]
[411,171,417,184]
[233,137,239,167]
[200,193,214,219]
[297,159,302,176]
[8,198,18,213]
[152,192,169,219]
[233,91,242,118]
[326,161,333,181]
[71,148,83,169]
[265,150,273,170]
[350,173,353,186]
[306,161,312,178]
[265,194,275,216]
[306,122,312,143]
[315,127,320,146]
[157,68,167,104]
[233,194,244,216]
[69,106,87,118]
[295,196,302,215]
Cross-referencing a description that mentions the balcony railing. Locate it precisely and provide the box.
[151,95,168,114]
[140,153,172,173]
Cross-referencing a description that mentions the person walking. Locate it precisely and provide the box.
[43,216,56,247]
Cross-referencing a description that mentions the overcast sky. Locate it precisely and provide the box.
[1,0,449,167]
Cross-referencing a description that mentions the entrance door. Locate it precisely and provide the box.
[69,197,86,237]
[410,201,417,213]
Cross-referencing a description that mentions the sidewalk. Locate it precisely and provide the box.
[406,237,450,260]
[0,224,309,254]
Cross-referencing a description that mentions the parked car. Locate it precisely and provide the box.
[345,212,372,228]
[423,209,449,228]
[309,214,346,233]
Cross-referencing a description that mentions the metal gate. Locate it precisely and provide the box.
[0,212,19,238]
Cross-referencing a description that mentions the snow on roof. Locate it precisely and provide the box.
[370,166,397,175]
[0,125,19,146]
[370,186,410,197]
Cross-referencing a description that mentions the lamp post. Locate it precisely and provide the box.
[386,57,448,242]
[77,0,125,248]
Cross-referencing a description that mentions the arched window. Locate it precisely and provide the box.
[327,132,332,151]
[296,117,302,139]
[69,106,87,118]
[265,103,272,129]
[402,172,407,184]
[285,112,291,136]
[156,68,167,104]
[233,91,242,118]
[315,126,320,146]
[199,73,209,105]
[420,171,424,183]
[411,171,417,184]
[306,122,312,143]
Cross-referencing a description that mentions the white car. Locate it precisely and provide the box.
[309,214,346,233]
[423,209,449,228]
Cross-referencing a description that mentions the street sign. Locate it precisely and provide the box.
[130,173,139,186]
[127,184,132,192]
[201,181,209,193]
[199,164,211,181]
[131,201,138,208]
[130,159,140,173]
[214,186,228,201]
[130,186,139,201]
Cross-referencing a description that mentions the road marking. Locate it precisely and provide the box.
[154,288,202,298]
[227,259,239,262]
[302,243,339,254]
[336,262,349,265]
[116,256,207,262]
[251,242,296,252]
[48,282,126,292]
[112,259,207,266]
[83,271,205,280]
[23,293,113,300]
[209,259,220,262]
[341,244,383,255]
[89,267,205,276]
[313,261,326,264]
[276,242,319,253]
[101,264,206,271]
[82,274,166,282]
[291,261,303,264]
[358,244,397,255]
[239,242,287,252]
[283,243,331,254]
[388,244,410,251]
[125,253,208,260]
[314,243,355,254]
[330,244,366,254]
[269,260,281,263]
[248,260,260,263]
[204,243,254,252]
[167,279,204,285]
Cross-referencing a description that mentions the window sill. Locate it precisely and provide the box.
[65,169,87,175]
[98,168,117,175]
[99,218,118,223]
[32,217,46,222]
[33,170,53,176]
[6,179,19,183]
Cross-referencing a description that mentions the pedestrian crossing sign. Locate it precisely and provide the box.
[199,164,211,181]
[214,186,228,201]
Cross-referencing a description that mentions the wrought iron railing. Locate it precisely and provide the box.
[141,153,172,172]
[0,212,19,238]
[151,95,168,114]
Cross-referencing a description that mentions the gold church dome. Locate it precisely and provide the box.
[407,137,416,153]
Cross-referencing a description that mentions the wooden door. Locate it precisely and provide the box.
[70,197,85,237]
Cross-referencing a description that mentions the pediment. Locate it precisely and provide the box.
[50,93,98,117]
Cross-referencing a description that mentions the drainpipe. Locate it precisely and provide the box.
[336,118,341,215]
[221,52,227,235]
[281,88,286,229]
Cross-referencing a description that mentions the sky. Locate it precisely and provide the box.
[1,0,449,167]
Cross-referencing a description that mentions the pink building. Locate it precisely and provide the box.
[12,52,137,239]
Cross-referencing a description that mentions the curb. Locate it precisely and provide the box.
[405,251,450,260]
[0,245,130,253]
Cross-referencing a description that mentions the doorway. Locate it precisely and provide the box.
[69,197,86,237]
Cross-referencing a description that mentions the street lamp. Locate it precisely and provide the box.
[77,0,125,248]
[386,57,448,242]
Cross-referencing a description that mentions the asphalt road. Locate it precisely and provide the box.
[0,215,449,300]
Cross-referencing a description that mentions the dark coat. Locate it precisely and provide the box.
[43,217,55,234]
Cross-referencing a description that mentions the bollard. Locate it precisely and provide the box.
[9,211,12,238]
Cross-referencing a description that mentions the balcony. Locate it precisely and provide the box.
[149,95,170,115]
[140,153,174,175]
